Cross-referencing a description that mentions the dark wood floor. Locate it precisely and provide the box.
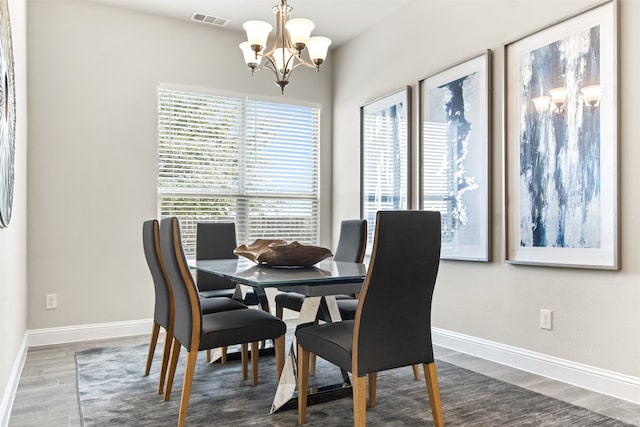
[8,332,640,426]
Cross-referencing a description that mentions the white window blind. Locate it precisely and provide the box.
[158,88,320,258]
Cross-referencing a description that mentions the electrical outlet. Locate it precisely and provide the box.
[46,293,57,310]
[540,309,552,330]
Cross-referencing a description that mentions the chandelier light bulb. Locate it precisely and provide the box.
[239,42,261,70]
[242,20,273,52]
[285,18,315,52]
[306,36,332,68]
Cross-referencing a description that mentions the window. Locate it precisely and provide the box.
[360,88,410,254]
[158,87,320,258]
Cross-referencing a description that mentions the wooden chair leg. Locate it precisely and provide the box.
[412,364,421,380]
[424,362,444,427]
[274,335,285,380]
[309,319,319,376]
[158,329,173,395]
[352,374,367,426]
[297,345,310,425]
[367,372,377,408]
[251,342,259,386]
[177,350,198,427]
[145,322,160,376]
[164,338,181,401]
[309,353,317,376]
[276,303,283,319]
[241,343,249,380]
[204,348,226,364]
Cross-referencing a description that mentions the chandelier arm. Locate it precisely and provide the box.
[261,54,285,81]
[280,1,296,51]
[281,4,287,54]
[294,59,316,69]
[262,1,293,58]
[288,61,312,72]
[261,25,279,57]
[283,51,298,74]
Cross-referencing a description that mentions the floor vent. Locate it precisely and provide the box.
[191,12,229,27]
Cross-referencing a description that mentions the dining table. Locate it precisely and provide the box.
[191,257,367,413]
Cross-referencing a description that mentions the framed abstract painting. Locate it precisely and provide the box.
[503,1,618,269]
[419,51,491,261]
[0,0,15,228]
[360,87,411,256]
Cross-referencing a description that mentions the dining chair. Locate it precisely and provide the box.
[274,219,367,377]
[296,210,444,426]
[197,221,273,363]
[196,221,268,308]
[160,217,286,427]
[142,219,248,394]
[274,219,367,320]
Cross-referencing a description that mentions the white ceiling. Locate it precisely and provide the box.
[86,0,412,47]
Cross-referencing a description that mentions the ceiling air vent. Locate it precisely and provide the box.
[191,12,229,27]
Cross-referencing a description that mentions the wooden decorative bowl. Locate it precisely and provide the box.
[234,239,332,267]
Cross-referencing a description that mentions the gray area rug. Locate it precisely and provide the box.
[76,343,632,426]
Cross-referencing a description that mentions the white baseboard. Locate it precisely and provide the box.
[0,333,28,427]
[26,319,153,347]
[432,327,640,405]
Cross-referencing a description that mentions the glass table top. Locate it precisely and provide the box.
[191,258,366,288]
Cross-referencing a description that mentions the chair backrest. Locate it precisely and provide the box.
[142,219,174,330]
[160,217,202,350]
[333,219,367,263]
[353,210,441,377]
[196,222,238,291]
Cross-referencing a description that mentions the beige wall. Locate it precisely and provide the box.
[332,0,639,377]
[0,0,27,414]
[25,0,333,329]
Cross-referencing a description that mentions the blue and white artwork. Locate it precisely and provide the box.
[506,1,617,268]
[428,74,479,239]
[421,52,489,261]
[517,26,601,249]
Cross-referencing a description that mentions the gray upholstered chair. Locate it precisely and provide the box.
[274,219,367,320]
[296,211,444,426]
[160,217,286,427]
[196,222,267,308]
[142,219,247,394]
[196,221,272,363]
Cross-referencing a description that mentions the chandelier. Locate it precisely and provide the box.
[239,0,331,94]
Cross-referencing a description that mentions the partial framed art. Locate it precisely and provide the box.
[504,1,618,269]
[419,51,491,261]
[0,0,15,228]
[360,87,411,255]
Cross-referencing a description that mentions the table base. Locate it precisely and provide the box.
[273,382,353,412]
[271,295,351,413]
